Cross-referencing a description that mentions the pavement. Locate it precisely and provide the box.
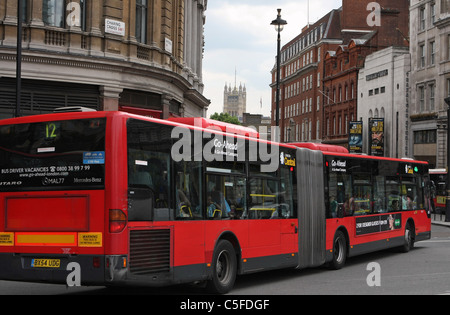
[431,213,450,228]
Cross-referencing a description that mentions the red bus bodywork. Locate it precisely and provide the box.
[0,111,431,291]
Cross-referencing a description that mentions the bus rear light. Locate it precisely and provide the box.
[93,257,101,269]
[109,209,127,233]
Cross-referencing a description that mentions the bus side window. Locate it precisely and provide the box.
[386,176,400,212]
[175,161,202,220]
[373,176,387,213]
[248,177,278,219]
[401,174,422,211]
[206,175,245,220]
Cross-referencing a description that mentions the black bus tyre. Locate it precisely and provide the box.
[206,240,237,294]
[400,222,414,253]
[329,230,347,270]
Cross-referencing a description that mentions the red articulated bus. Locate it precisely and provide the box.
[0,110,431,293]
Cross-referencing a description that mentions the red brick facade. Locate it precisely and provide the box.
[272,0,409,145]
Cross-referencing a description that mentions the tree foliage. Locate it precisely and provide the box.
[209,112,241,125]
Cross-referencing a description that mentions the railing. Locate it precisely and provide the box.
[44,30,66,46]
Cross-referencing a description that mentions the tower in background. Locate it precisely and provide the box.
[223,73,247,122]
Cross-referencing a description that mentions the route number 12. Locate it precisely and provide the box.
[45,123,58,140]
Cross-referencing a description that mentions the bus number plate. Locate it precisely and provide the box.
[31,259,61,268]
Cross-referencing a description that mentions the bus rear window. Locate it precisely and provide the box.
[0,118,106,192]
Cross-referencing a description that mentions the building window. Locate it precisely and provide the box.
[430,2,436,24]
[20,0,28,22]
[447,78,450,97]
[419,6,426,31]
[136,0,148,44]
[448,34,450,61]
[419,44,426,68]
[43,0,65,28]
[316,120,320,139]
[429,84,435,111]
[339,116,342,135]
[331,117,334,135]
[414,130,437,144]
[430,41,436,65]
[443,0,450,13]
[80,0,87,31]
[418,86,425,112]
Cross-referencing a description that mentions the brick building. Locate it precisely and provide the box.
[271,9,342,143]
[271,0,410,146]
[0,0,209,119]
[322,0,409,148]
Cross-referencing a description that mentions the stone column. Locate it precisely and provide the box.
[100,86,123,111]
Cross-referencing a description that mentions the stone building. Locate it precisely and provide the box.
[357,46,411,159]
[409,0,450,169]
[0,0,209,119]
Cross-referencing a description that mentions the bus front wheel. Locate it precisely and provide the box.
[206,240,237,294]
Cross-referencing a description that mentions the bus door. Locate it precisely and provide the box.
[248,173,283,257]
[280,165,298,254]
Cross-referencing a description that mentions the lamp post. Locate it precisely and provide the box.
[271,9,287,141]
[444,97,450,222]
[15,0,23,118]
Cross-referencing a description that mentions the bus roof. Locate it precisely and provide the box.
[290,142,349,154]
[168,117,259,138]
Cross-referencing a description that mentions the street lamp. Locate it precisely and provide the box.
[16,0,23,118]
[271,9,287,141]
[444,97,450,222]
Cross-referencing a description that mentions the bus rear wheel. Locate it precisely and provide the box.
[206,240,237,294]
[400,222,414,253]
[329,230,347,270]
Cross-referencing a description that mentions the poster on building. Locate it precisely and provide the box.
[349,121,363,154]
[369,118,384,156]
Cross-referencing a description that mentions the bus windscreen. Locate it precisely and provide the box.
[0,118,106,192]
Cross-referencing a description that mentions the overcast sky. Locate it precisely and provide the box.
[202,0,342,117]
